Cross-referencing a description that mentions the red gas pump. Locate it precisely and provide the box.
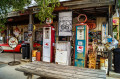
[43,18,55,62]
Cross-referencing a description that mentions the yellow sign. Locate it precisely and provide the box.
[113,17,119,25]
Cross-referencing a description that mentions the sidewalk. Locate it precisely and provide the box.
[0,53,39,79]
[0,53,22,63]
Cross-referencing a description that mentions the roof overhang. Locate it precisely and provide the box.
[62,0,115,9]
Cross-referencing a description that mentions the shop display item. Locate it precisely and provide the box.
[89,52,97,69]
[88,41,97,69]
[89,31,101,43]
[100,57,108,74]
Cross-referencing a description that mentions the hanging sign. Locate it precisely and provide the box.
[113,17,119,25]
[28,31,32,38]
[13,27,20,37]
[59,11,72,36]
[28,24,33,31]
[8,37,18,49]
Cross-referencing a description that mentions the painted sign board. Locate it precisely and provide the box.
[59,11,72,36]
[113,17,119,25]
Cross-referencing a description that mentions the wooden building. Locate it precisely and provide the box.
[0,0,117,75]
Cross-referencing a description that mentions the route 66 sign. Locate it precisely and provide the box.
[8,37,18,49]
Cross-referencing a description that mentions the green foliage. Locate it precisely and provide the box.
[0,0,60,31]
[0,0,31,31]
[35,0,60,22]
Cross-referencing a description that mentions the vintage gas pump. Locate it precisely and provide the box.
[74,14,89,67]
[43,18,55,62]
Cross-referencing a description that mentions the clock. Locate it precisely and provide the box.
[8,37,18,49]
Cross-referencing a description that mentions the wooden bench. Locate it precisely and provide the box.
[15,61,106,79]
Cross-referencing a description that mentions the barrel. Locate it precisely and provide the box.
[36,51,41,61]
[100,57,105,68]
[32,50,37,61]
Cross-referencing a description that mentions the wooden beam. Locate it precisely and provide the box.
[68,3,114,9]
[63,0,115,6]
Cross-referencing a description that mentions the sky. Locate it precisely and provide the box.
[29,0,71,7]
[59,0,70,2]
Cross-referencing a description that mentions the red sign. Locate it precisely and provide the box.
[79,46,83,49]
[77,46,83,53]
[45,43,48,46]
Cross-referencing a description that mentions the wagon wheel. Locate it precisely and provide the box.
[0,46,3,53]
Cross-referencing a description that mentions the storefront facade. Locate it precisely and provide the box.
[0,0,117,74]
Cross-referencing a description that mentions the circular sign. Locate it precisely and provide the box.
[46,18,53,25]
[8,37,18,49]
[77,14,87,23]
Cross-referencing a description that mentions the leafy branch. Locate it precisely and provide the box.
[0,0,60,31]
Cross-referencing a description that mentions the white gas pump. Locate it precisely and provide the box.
[43,25,55,62]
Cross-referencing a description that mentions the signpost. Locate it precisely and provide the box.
[8,37,20,66]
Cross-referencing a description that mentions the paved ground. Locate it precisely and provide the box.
[0,52,22,63]
[0,53,120,79]
[0,52,39,79]
[0,62,40,79]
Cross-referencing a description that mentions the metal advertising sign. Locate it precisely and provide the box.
[113,17,119,25]
[28,24,33,31]
[28,31,32,38]
[59,11,72,36]
[13,27,20,37]
[8,37,18,49]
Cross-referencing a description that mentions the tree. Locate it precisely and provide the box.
[0,0,60,31]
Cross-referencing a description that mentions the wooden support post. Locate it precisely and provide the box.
[108,5,113,36]
[117,21,119,40]
[27,74,33,79]
[108,50,112,75]
[24,73,33,79]
[29,10,33,62]
[7,25,9,43]
[107,5,113,75]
